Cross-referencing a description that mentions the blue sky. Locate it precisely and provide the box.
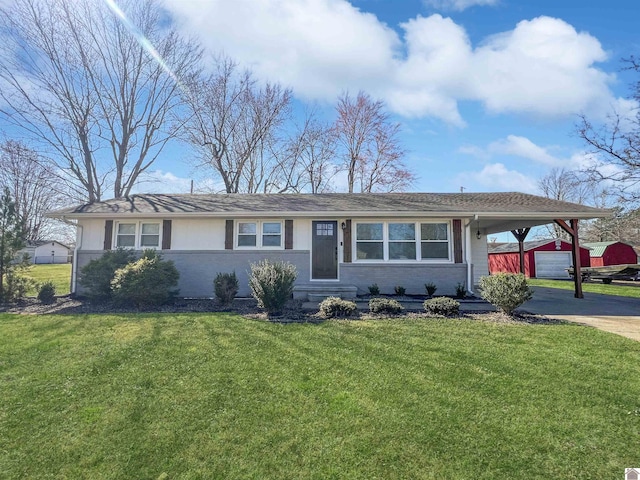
[1,0,638,202]
[147,0,639,198]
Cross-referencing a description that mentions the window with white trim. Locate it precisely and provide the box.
[355,221,450,261]
[114,221,161,249]
[236,221,283,249]
[140,223,160,247]
[356,223,383,260]
[116,223,136,248]
[421,223,449,259]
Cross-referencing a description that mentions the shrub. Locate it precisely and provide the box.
[79,248,136,301]
[37,281,56,304]
[394,285,406,296]
[248,259,297,316]
[368,283,380,295]
[478,273,533,315]
[424,282,437,297]
[214,272,239,306]
[2,269,34,303]
[369,297,403,314]
[111,250,180,308]
[423,297,460,317]
[319,296,357,318]
[455,282,467,298]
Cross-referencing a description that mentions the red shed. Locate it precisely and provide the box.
[488,239,591,278]
[583,241,638,267]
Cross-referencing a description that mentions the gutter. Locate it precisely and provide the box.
[61,217,81,295]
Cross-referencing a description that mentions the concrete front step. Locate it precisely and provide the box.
[293,284,358,301]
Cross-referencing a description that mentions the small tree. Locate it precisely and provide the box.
[478,273,533,316]
[79,248,137,301]
[111,250,179,308]
[0,187,27,302]
[248,259,297,316]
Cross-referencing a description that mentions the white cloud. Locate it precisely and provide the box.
[163,0,399,101]
[456,163,537,193]
[422,0,499,12]
[459,135,588,168]
[487,135,559,166]
[162,1,629,125]
[470,17,614,118]
[133,170,193,194]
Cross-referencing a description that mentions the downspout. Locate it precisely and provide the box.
[464,215,478,294]
[61,217,82,295]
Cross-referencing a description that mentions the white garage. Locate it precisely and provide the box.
[534,251,572,278]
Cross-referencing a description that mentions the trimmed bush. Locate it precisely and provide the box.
[455,283,467,298]
[423,297,460,317]
[424,282,437,297]
[79,248,136,301]
[478,273,533,315]
[319,296,357,318]
[111,250,179,308]
[37,281,56,304]
[369,297,403,314]
[394,285,406,296]
[368,283,380,295]
[214,272,239,306]
[248,259,297,316]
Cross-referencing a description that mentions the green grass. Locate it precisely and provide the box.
[1,313,639,479]
[528,278,640,298]
[23,263,72,296]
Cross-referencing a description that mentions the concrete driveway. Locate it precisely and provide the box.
[520,287,640,341]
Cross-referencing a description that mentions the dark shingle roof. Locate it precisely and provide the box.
[49,192,608,218]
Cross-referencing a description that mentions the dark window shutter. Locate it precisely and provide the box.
[225,220,234,250]
[162,220,172,250]
[343,219,352,263]
[285,219,293,249]
[453,219,463,263]
[103,220,113,250]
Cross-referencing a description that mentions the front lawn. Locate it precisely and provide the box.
[1,313,639,479]
[528,278,640,298]
[23,263,72,296]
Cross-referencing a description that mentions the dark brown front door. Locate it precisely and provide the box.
[312,221,338,280]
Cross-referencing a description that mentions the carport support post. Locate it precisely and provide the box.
[510,228,531,275]
[554,219,584,299]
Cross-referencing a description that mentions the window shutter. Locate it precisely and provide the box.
[162,220,172,249]
[453,219,463,264]
[285,219,293,249]
[225,220,234,250]
[343,219,352,263]
[103,220,113,250]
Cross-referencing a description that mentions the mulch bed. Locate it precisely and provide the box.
[0,295,564,325]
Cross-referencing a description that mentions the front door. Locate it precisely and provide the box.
[312,221,338,280]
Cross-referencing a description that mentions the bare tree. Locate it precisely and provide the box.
[285,110,339,193]
[0,140,67,242]
[577,56,640,203]
[0,0,201,202]
[335,91,415,193]
[536,167,605,239]
[182,57,293,193]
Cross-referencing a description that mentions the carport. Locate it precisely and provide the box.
[474,201,611,298]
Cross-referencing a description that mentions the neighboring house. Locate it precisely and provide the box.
[48,192,607,299]
[16,241,71,264]
[583,241,638,266]
[488,239,591,278]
